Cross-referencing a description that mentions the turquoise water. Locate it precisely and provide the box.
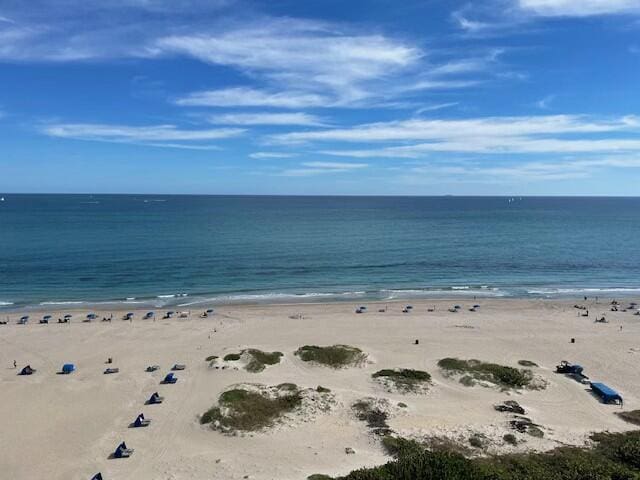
[0,195,639,309]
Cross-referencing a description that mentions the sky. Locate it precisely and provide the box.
[1,0,640,195]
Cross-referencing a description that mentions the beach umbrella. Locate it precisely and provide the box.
[206,309,214,314]
[64,314,72,319]
[20,315,29,321]
[43,315,52,320]
[474,304,481,308]
[454,305,461,309]
[87,313,97,319]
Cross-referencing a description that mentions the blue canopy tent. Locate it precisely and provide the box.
[133,413,150,427]
[113,441,133,458]
[64,314,72,319]
[590,382,623,405]
[19,315,29,324]
[162,372,177,384]
[143,311,154,319]
[148,392,164,404]
[62,363,75,374]
[124,312,134,320]
[86,313,97,320]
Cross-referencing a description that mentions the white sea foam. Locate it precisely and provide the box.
[0,301,14,306]
[39,301,85,306]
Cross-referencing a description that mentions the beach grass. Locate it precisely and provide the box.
[372,368,431,393]
[205,355,218,362]
[201,384,302,432]
[438,358,534,389]
[329,431,640,480]
[295,345,366,368]
[352,398,392,435]
[222,349,283,372]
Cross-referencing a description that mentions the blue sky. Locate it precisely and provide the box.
[1,0,640,195]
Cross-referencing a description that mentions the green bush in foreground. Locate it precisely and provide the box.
[295,345,366,368]
[518,360,538,367]
[438,358,533,389]
[200,385,302,431]
[372,369,431,392]
[223,353,241,361]
[326,431,640,480]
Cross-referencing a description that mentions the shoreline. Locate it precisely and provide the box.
[2,287,640,315]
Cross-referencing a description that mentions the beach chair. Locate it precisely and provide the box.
[104,368,119,374]
[133,413,151,427]
[148,392,164,404]
[113,441,134,458]
[162,373,178,384]
[146,365,160,372]
[172,364,186,371]
[19,365,36,375]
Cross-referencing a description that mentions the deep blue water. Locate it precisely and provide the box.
[1,195,639,309]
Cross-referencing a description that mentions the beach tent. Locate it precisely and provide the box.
[91,473,103,480]
[19,315,29,324]
[19,365,35,375]
[143,311,154,319]
[64,314,72,319]
[163,372,177,384]
[133,413,150,428]
[113,441,133,458]
[124,312,134,319]
[148,392,164,404]
[206,309,214,314]
[86,313,97,320]
[590,382,623,405]
[62,363,75,374]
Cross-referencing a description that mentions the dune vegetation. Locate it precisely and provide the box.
[438,358,536,390]
[372,369,431,393]
[295,345,366,368]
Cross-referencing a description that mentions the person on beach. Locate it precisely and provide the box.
[13,360,17,368]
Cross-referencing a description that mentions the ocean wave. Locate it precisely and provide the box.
[157,293,188,299]
[39,301,85,306]
[177,290,368,306]
[0,301,14,306]
[380,287,506,299]
[527,287,640,296]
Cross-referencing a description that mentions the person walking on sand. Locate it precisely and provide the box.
[13,360,17,369]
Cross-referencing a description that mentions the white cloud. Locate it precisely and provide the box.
[158,19,421,106]
[269,114,640,157]
[404,155,640,183]
[207,112,327,126]
[175,87,328,109]
[278,161,368,177]
[274,115,639,144]
[535,95,555,109]
[249,152,297,159]
[518,0,640,16]
[42,123,244,147]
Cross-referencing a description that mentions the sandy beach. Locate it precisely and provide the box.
[1,298,639,480]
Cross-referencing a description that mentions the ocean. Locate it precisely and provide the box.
[1,195,639,310]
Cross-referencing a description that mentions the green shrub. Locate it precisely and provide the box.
[330,431,640,480]
[438,358,534,389]
[372,369,431,392]
[503,433,517,446]
[316,385,331,393]
[205,355,218,362]
[295,345,366,368]
[224,353,241,361]
[201,385,302,431]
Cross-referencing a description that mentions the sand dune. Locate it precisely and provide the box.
[1,298,639,480]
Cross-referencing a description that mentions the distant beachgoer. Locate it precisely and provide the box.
[13,360,17,368]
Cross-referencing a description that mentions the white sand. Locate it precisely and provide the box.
[1,298,639,480]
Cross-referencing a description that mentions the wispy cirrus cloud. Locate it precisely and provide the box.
[270,114,640,157]
[454,0,640,36]
[42,122,244,148]
[278,161,368,177]
[207,112,327,127]
[249,152,297,160]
